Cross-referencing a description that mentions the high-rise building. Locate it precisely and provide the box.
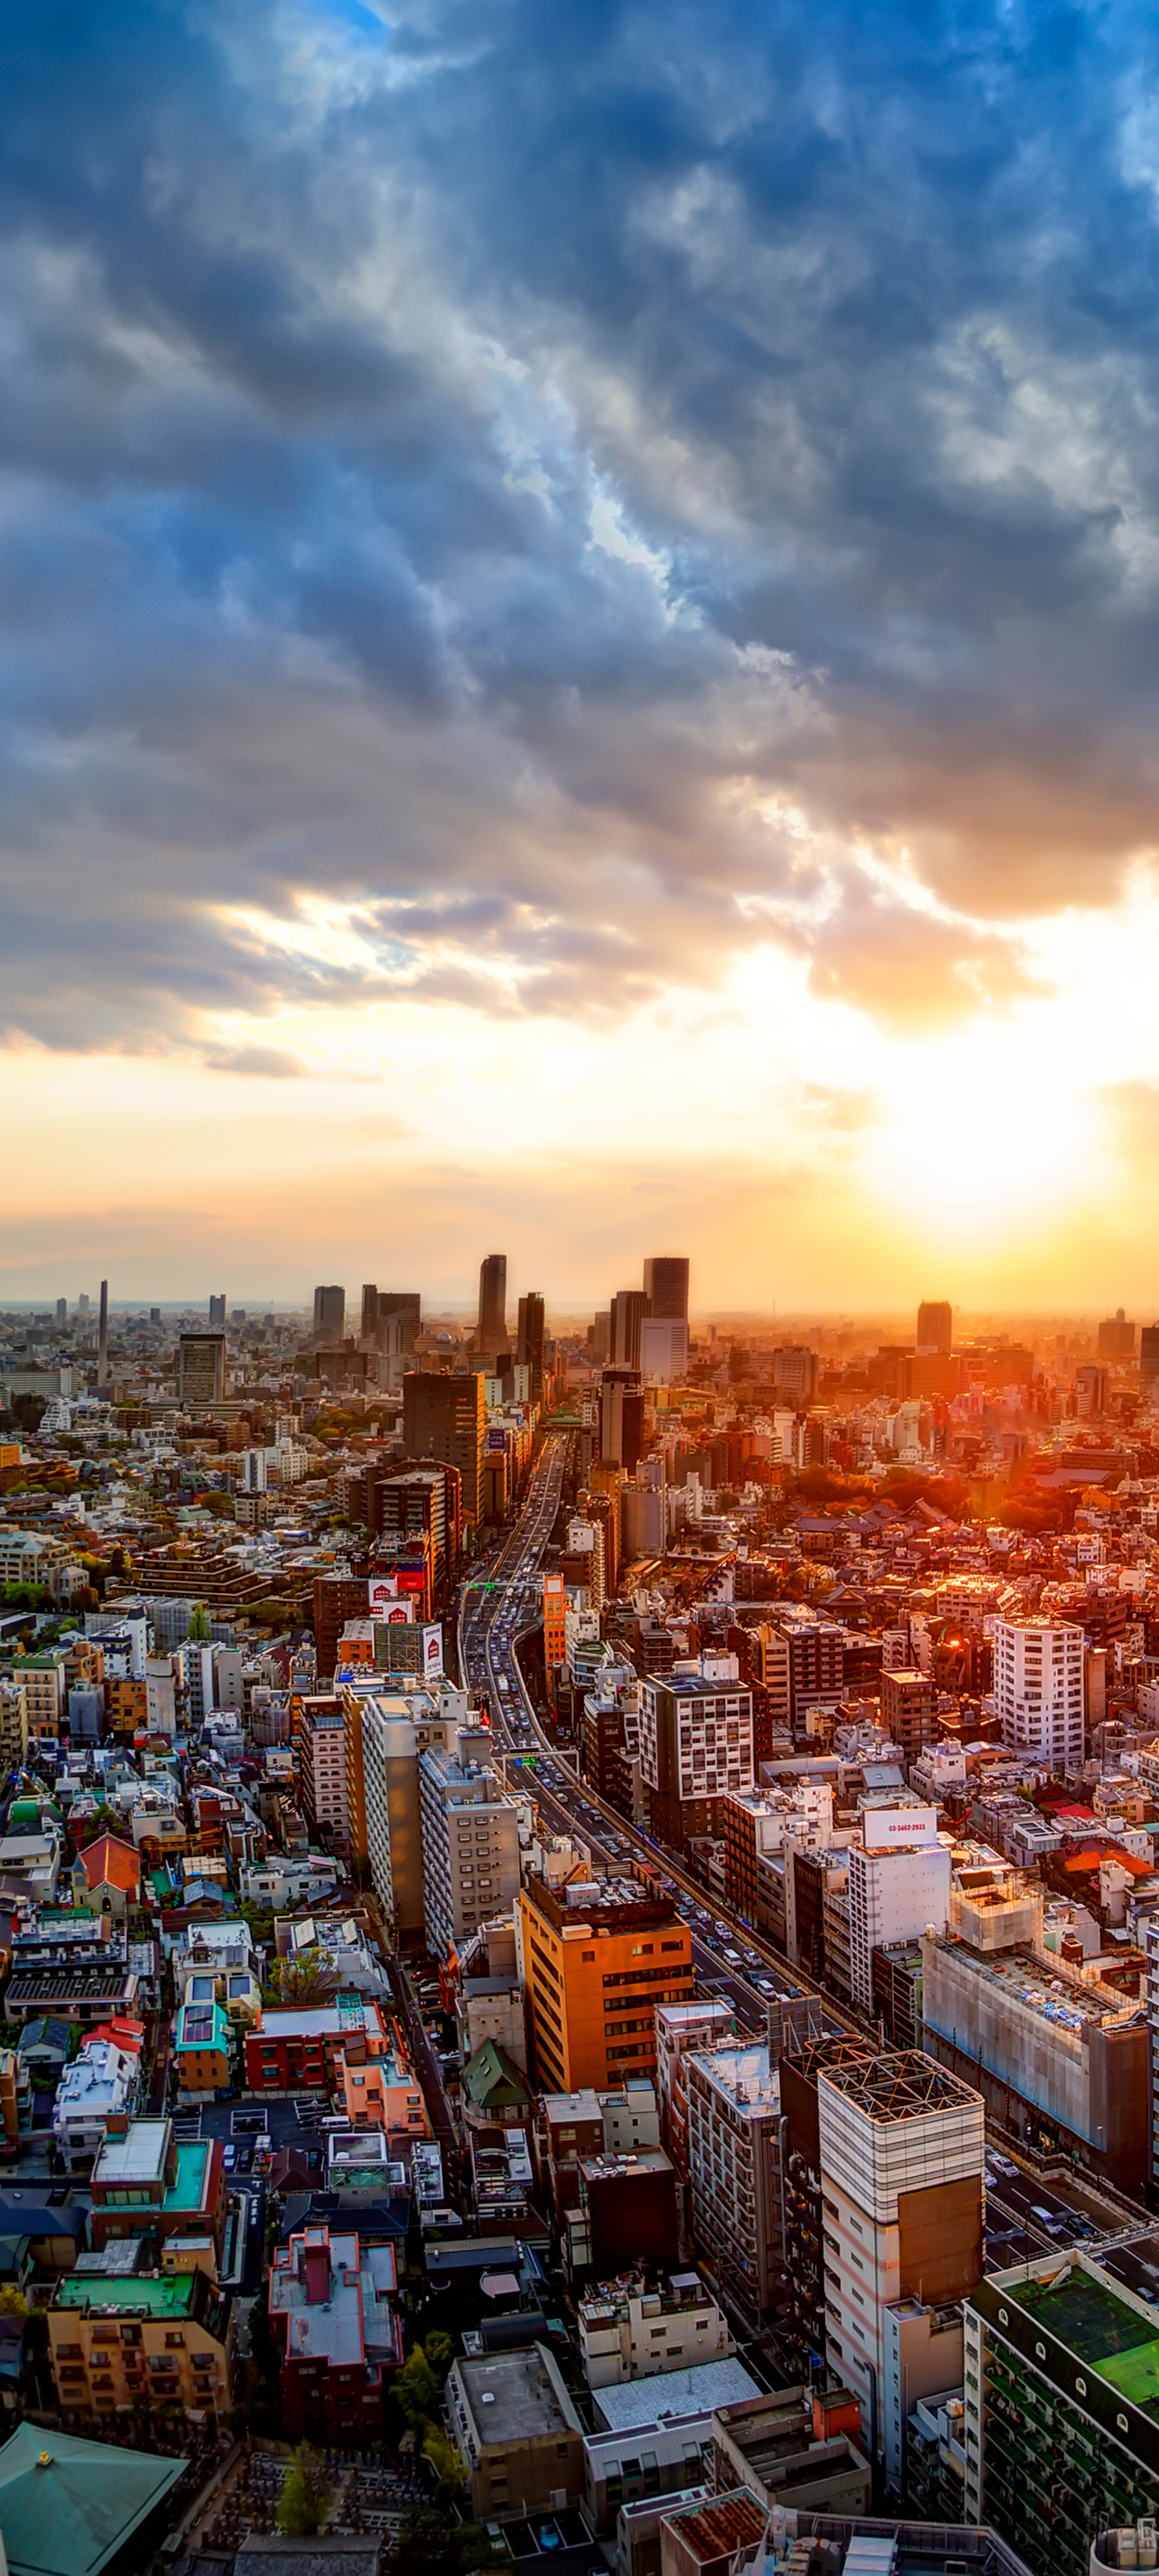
[600,1368,645,1470]
[847,1806,951,2010]
[313,1284,345,1341]
[361,1284,379,1338]
[964,2242,1159,2573]
[1142,1323,1159,1383]
[1097,1306,1136,1359]
[642,1257,689,1320]
[993,1616,1084,1766]
[917,1300,953,1356]
[638,1658,754,1847]
[638,1317,688,1380]
[55,1298,67,1327]
[772,1345,819,1403]
[403,1371,486,1528]
[881,1666,938,1763]
[518,1872,694,2093]
[178,1332,226,1409]
[517,1290,546,1395]
[686,2041,785,2335]
[419,1732,521,1958]
[477,1253,508,1360]
[610,1289,650,1369]
[208,1294,226,1329]
[97,1278,109,1390]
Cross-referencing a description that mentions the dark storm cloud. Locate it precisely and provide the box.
[3,0,1159,1051]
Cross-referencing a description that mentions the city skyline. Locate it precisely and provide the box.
[5,4,1159,1300]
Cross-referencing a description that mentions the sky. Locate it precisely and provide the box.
[6,0,1159,1311]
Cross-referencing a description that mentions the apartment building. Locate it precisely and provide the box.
[519,1875,695,2093]
[402,1371,485,1530]
[685,2043,785,2337]
[965,2241,1159,2576]
[419,1736,521,1959]
[47,2267,233,2429]
[299,1705,349,1847]
[446,2343,585,2523]
[639,1660,754,1847]
[993,1616,1085,1768]
[269,2223,402,2438]
[654,1999,736,2178]
[89,2118,229,2260]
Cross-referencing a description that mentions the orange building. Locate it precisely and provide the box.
[542,1574,567,1673]
[518,1872,695,2093]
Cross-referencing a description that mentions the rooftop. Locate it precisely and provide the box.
[56,2270,196,2318]
[92,2119,170,2190]
[817,2049,984,2124]
[687,2045,780,2116]
[456,2343,582,2444]
[1013,2263,1159,2419]
[930,1937,1143,2035]
[592,2357,759,2434]
[0,2421,184,2576]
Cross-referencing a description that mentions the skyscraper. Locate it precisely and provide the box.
[476,1253,508,1360]
[517,1290,546,1394]
[360,1284,379,1338]
[208,1294,226,1329]
[993,1615,1084,1767]
[312,1284,345,1342]
[610,1287,649,1368]
[643,1257,689,1321]
[403,1371,486,1527]
[916,1299,953,1355]
[97,1279,109,1391]
[178,1332,226,1408]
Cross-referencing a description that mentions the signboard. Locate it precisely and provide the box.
[863,1804,938,1851]
[421,1624,443,1677]
[367,1576,398,1612]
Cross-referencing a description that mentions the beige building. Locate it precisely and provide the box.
[579,2275,734,2388]
[419,1731,521,1959]
[47,2265,233,2428]
[445,2343,585,2522]
[685,2043,784,2337]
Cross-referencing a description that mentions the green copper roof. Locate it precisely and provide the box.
[0,2421,185,2576]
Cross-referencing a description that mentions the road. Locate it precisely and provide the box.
[456,1430,858,2046]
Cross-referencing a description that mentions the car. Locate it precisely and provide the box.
[223,2144,237,2170]
[757,1979,777,1999]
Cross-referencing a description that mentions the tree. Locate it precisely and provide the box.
[277,2445,332,2537]
[397,2343,439,2429]
[188,1604,211,1641]
[422,2425,466,2502]
[423,2328,454,2382]
[265,1950,340,2009]
[0,2288,27,2318]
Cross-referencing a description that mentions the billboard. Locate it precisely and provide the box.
[863,1804,938,1850]
[422,1624,444,1677]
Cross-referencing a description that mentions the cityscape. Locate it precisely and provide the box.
[0,1266,1154,2576]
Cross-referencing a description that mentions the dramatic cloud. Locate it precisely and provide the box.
[5,0,1159,1115]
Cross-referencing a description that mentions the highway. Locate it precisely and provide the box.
[456,1431,858,2045]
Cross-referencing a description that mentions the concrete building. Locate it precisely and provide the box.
[993,1616,1085,1768]
[519,1874,695,2094]
[965,2240,1159,2576]
[177,1333,225,1407]
[445,2343,585,2522]
[847,1807,951,2012]
[639,1661,755,1847]
[685,2043,784,2336]
[477,1253,509,1364]
[268,2223,402,2438]
[654,1999,736,2178]
[579,2274,734,2388]
[403,1370,486,1529]
[47,2266,233,2429]
[710,2386,871,2520]
[419,1734,521,1959]
[312,1285,346,1340]
[299,1705,350,1847]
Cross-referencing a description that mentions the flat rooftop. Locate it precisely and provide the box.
[56,2272,196,2318]
[92,2121,170,2189]
[458,2345,580,2443]
[687,2045,779,2115]
[932,1938,1142,2034]
[592,2357,759,2434]
[1013,2264,1159,2418]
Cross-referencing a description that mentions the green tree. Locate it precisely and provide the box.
[188,1604,211,1641]
[423,2328,454,2382]
[397,2343,440,2429]
[423,2425,466,2502]
[277,2445,332,2537]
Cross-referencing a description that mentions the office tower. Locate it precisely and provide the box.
[642,1256,689,1320]
[477,1253,508,1360]
[208,1294,226,1329]
[1098,1306,1136,1359]
[97,1279,109,1390]
[591,1311,611,1366]
[600,1367,644,1470]
[312,1283,345,1341]
[686,2041,785,2334]
[55,1298,66,1327]
[361,1460,462,1595]
[177,1331,226,1409]
[419,1733,520,1958]
[847,1807,951,2009]
[403,1370,486,1527]
[993,1615,1084,1766]
[149,1307,162,1326]
[519,1872,694,2093]
[517,1290,546,1394]
[78,1293,89,1317]
[1141,1323,1159,1383]
[638,1661,754,1847]
[241,1447,266,1494]
[361,1284,379,1338]
[916,1299,953,1355]
[610,1288,650,1369]
[964,2243,1159,2567]
[377,1290,421,1348]
[1075,1360,1110,1417]
[772,1344,819,1403]
[782,2042,984,2472]
[638,1316,688,1379]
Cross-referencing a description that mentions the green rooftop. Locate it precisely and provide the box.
[165,2140,211,2207]
[0,2421,184,2576]
[1014,2269,1159,2420]
[56,2271,196,2317]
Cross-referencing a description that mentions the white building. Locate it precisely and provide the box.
[685,2042,783,2334]
[578,2276,733,2388]
[53,2035,142,2167]
[419,1733,521,1959]
[847,1809,952,2011]
[992,1616,1084,1767]
[813,2051,984,2482]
